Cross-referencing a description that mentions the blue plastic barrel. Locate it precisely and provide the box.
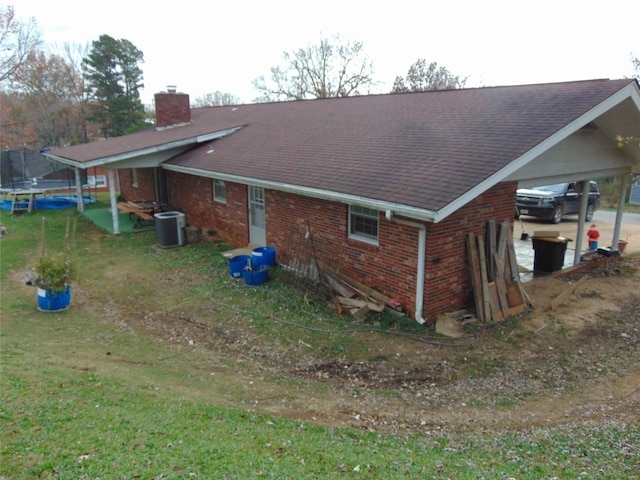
[252,246,276,268]
[243,266,269,286]
[228,255,251,278]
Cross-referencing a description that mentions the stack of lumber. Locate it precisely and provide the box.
[467,220,532,323]
[323,267,401,319]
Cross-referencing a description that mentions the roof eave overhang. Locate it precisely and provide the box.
[43,126,244,169]
[161,163,440,222]
[436,81,640,222]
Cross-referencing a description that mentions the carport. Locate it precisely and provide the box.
[503,82,640,266]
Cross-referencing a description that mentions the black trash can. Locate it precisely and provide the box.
[532,236,571,272]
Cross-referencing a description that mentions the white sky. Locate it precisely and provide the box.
[12,0,640,105]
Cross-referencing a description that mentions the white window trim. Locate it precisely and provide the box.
[88,175,107,188]
[348,205,379,245]
[131,168,138,188]
[213,179,227,203]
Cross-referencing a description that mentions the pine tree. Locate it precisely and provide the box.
[83,34,146,137]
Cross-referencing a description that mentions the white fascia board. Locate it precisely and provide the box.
[162,163,438,222]
[437,82,640,222]
[43,126,243,170]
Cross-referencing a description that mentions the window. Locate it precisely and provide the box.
[349,205,379,244]
[213,179,227,203]
[87,175,107,188]
[131,168,138,188]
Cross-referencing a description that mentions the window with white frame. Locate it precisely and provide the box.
[87,175,107,188]
[349,205,379,244]
[213,179,227,203]
[131,168,138,188]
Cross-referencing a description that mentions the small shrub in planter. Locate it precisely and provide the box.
[34,252,77,294]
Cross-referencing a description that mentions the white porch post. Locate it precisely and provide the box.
[74,167,85,212]
[612,175,629,249]
[574,180,589,266]
[108,169,120,234]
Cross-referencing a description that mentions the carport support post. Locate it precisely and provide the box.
[612,174,629,248]
[74,166,84,212]
[574,180,589,266]
[108,169,120,234]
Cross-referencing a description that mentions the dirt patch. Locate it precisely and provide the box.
[33,251,640,435]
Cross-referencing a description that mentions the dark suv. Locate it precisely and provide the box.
[516,181,601,223]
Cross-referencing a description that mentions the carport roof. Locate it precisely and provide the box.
[46,78,640,222]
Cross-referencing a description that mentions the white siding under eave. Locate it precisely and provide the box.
[508,128,634,188]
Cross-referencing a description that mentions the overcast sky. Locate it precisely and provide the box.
[13,0,640,105]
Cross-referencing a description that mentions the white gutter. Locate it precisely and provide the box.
[43,126,244,169]
[385,210,426,324]
[162,163,440,223]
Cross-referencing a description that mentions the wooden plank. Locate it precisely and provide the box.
[487,282,504,321]
[506,281,525,307]
[492,252,510,318]
[324,266,400,310]
[550,275,589,310]
[350,304,370,320]
[466,233,485,323]
[506,236,520,281]
[323,272,356,298]
[333,297,343,317]
[117,202,154,221]
[336,296,385,312]
[477,235,492,322]
[497,222,511,264]
[520,285,535,310]
[486,219,496,281]
[505,231,534,309]
[508,303,527,316]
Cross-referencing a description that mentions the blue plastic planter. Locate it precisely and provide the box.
[228,255,251,278]
[37,285,71,312]
[243,266,269,286]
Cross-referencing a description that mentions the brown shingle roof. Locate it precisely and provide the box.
[49,79,637,215]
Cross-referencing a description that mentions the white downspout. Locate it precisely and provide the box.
[385,210,426,324]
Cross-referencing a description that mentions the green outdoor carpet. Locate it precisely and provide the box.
[81,207,156,234]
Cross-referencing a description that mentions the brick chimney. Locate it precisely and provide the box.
[155,86,191,128]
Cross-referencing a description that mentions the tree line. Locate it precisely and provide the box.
[1,6,148,149]
[2,4,638,152]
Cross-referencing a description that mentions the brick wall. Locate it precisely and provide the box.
[118,168,155,202]
[423,181,518,320]
[167,171,249,247]
[163,170,517,321]
[265,190,422,315]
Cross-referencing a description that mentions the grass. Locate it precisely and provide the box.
[1,205,639,478]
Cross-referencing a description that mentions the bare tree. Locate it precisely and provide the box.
[10,50,87,147]
[252,35,375,101]
[0,5,41,83]
[192,91,240,107]
[392,59,467,93]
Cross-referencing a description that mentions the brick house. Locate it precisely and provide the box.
[44,80,640,322]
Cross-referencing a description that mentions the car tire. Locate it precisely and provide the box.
[551,206,563,224]
[585,204,595,222]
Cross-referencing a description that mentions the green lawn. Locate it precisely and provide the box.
[1,205,638,479]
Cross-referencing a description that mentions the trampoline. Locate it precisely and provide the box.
[1,149,99,211]
[0,194,97,211]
